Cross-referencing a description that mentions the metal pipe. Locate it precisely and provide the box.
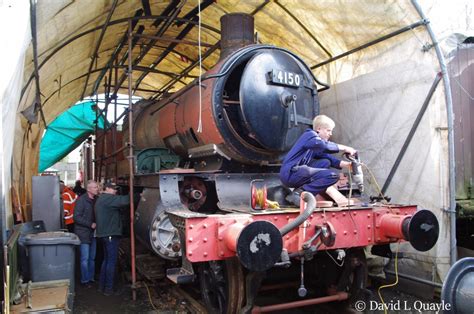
[150,42,219,100]
[91,8,144,96]
[19,14,220,103]
[279,192,316,236]
[134,33,214,47]
[251,292,348,313]
[94,109,129,142]
[259,281,300,291]
[381,73,442,194]
[80,0,118,100]
[101,76,110,181]
[130,0,187,94]
[29,0,47,128]
[384,269,443,288]
[127,20,137,301]
[133,16,200,93]
[94,145,127,162]
[114,62,118,182]
[311,20,428,69]
[411,0,456,265]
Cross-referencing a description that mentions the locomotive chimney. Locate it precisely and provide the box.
[219,13,255,60]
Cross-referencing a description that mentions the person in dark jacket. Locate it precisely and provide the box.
[74,180,99,285]
[280,115,356,205]
[73,180,87,196]
[95,182,138,296]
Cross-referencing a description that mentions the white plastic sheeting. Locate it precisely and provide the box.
[0,0,31,229]
[320,33,451,279]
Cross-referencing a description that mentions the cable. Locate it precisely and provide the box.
[143,281,159,311]
[325,250,344,267]
[360,162,389,204]
[377,241,400,314]
[197,0,203,133]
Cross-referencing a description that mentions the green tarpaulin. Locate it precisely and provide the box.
[39,101,105,172]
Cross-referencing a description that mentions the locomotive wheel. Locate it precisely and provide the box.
[337,248,368,303]
[199,258,245,314]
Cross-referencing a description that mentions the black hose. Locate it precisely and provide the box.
[279,192,316,236]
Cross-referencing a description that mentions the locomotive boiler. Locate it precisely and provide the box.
[97,13,440,313]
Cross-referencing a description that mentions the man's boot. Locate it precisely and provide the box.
[285,188,304,206]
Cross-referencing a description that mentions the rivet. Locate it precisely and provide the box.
[218,236,223,241]
[343,231,347,235]
[188,252,192,256]
[219,251,224,257]
[368,238,371,241]
[377,237,381,241]
[203,223,208,229]
[188,237,193,242]
[367,214,371,218]
[219,221,224,226]
[286,215,290,219]
[274,217,278,221]
[354,230,357,234]
[203,238,208,242]
[332,213,336,217]
[286,235,290,239]
[310,214,313,218]
[189,224,194,229]
[203,252,208,257]
[234,219,238,223]
[376,213,380,216]
[353,212,357,216]
[342,212,346,216]
[367,225,371,229]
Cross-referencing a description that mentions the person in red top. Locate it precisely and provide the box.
[60,180,77,233]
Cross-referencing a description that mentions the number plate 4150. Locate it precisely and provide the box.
[270,69,302,88]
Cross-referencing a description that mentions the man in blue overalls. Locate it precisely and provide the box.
[280,115,356,205]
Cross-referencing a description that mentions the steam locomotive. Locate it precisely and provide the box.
[95,13,439,313]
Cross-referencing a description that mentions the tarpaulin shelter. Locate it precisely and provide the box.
[0,0,473,291]
[38,101,105,172]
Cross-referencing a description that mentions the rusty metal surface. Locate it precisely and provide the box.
[219,13,255,60]
[132,100,167,150]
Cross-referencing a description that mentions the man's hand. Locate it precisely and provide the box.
[338,144,357,156]
[91,222,96,229]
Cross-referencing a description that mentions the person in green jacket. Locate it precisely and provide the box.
[95,182,138,296]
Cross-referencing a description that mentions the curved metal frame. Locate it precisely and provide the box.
[411,0,456,265]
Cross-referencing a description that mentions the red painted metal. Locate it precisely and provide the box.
[378,213,411,239]
[185,205,417,263]
[224,222,246,252]
[251,292,349,313]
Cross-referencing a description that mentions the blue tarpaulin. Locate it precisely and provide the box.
[39,101,105,172]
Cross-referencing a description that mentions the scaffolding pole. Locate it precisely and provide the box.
[127,19,137,301]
